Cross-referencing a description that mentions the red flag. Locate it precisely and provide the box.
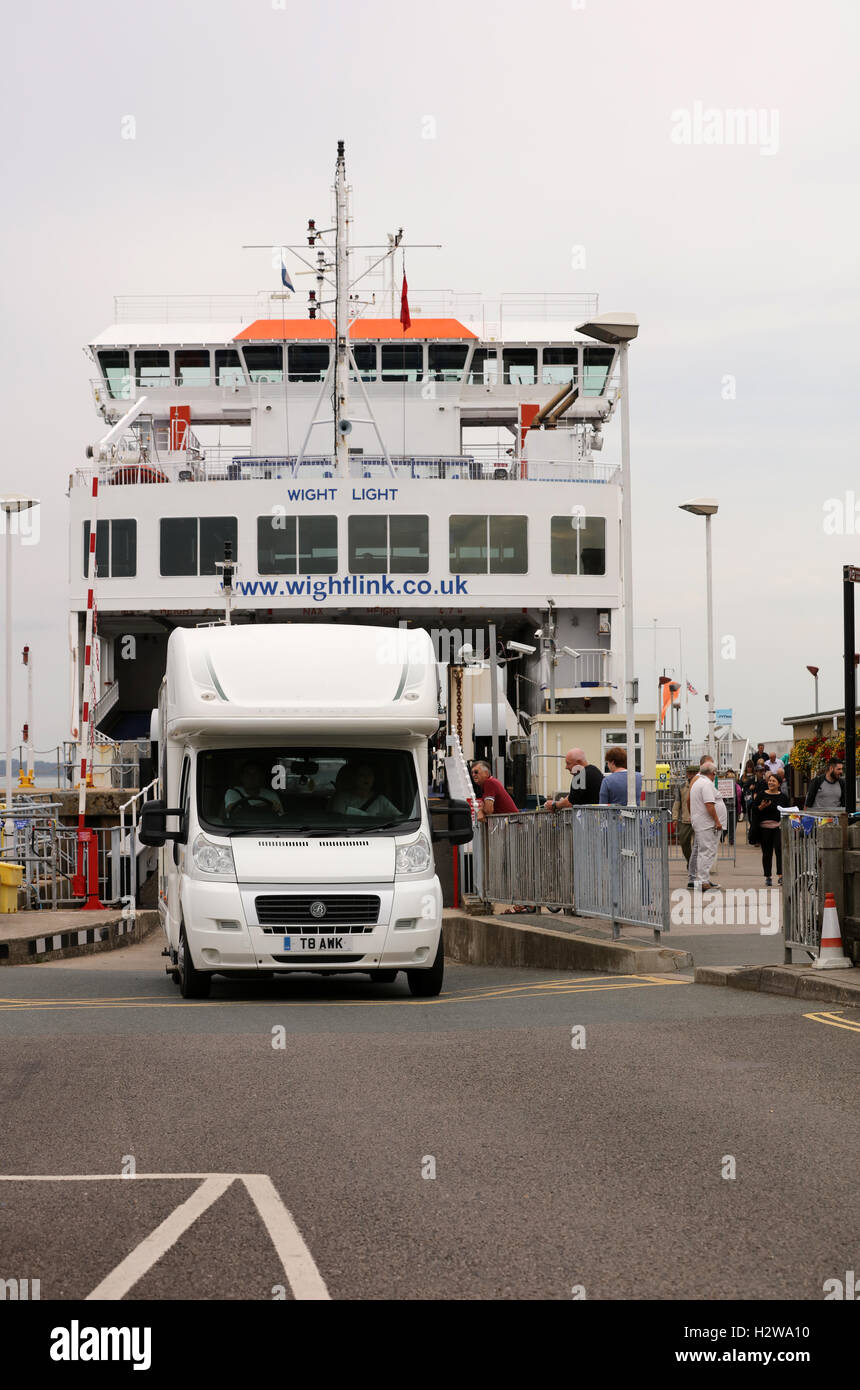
[400,273,411,332]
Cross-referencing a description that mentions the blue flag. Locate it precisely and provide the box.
[280,260,295,292]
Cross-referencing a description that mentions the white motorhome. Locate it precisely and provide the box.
[139,623,472,998]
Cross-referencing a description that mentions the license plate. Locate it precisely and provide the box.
[283,935,347,952]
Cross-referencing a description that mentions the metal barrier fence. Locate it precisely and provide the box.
[477,805,670,938]
[0,798,137,911]
[780,810,843,960]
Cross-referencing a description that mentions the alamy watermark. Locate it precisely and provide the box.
[671,103,780,157]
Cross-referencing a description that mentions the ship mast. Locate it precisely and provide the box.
[334,140,350,478]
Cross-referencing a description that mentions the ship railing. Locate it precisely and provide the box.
[111,290,600,328]
[72,454,621,487]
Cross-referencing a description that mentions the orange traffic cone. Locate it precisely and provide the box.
[813,893,853,971]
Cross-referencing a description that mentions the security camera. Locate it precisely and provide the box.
[506,640,537,655]
[561,646,580,658]
[533,628,544,639]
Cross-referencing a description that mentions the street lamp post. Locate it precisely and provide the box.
[2,497,37,850]
[806,664,820,716]
[577,313,640,804]
[679,499,719,761]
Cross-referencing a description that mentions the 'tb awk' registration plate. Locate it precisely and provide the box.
[283,935,346,952]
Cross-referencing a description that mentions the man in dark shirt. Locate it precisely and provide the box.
[471,760,518,819]
[543,747,603,810]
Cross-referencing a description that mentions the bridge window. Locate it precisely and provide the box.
[550,515,606,575]
[449,515,527,574]
[175,350,211,387]
[428,344,468,382]
[542,348,577,386]
[582,346,615,396]
[348,515,429,574]
[200,517,238,575]
[289,345,330,382]
[257,515,338,573]
[135,350,170,388]
[381,344,423,381]
[298,516,337,573]
[215,349,244,386]
[98,350,131,400]
[258,514,296,573]
[83,519,137,578]
[351,345,377,381]
[467,349,498,386]
[242,346,284,383]
[503,349,537,386]
[160,516,237,575]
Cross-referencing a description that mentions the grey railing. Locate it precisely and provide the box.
[780,809,845,961]
[477,805,670,939]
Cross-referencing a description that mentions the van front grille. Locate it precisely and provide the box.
[269,954,365,964]
[255,894,381,926]
[259,924,373,935]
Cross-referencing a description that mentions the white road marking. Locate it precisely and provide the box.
[86,1175,234,1300]
[0,1172,331,1301]
[243,1174,330,1300]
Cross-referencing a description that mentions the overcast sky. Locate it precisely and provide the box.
[2,0,858,753]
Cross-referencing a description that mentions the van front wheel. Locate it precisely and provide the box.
[178,927,212,999]
[406,936,444,998]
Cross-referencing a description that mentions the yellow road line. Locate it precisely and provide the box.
[803,1010,860,1034]
[0,975,687,1013]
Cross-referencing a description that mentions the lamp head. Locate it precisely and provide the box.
[575,311,639,344]
[679,497,719,517]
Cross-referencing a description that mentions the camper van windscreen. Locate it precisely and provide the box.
[197,747,421,835]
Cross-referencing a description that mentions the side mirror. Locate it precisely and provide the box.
[138,801,185,848]
[429,797,474,846]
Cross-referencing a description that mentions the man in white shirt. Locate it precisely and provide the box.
[689,760,722,889]
[765,753,783,776]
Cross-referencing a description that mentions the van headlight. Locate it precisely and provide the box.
[192,834,235,877]
[395,833,432,876]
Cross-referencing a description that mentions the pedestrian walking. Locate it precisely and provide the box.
[753,772,790,885]
[689,759,724,889]
[671,766,698,885]
[804,757,845,811]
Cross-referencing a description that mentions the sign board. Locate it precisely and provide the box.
[715,708,733,727]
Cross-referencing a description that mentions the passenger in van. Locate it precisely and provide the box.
[224,761,284,819]
[329,763,399,819]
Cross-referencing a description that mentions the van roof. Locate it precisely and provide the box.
[165,624,440,737]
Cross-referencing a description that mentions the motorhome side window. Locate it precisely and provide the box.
[197,747,420,835]
[257,516,337,574]
[160,517,238,576]
[448,516,528,574]
[348,516,429,573]
[550,515,606,575]
[83,520,137,578]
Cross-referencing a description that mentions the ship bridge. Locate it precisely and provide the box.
[70,292,625,748]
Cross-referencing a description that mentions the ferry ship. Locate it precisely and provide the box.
[68,143,655,798]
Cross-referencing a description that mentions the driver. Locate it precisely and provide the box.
[329,763,398,819]
[224,761,284,818]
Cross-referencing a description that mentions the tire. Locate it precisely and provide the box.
[367,969,398,983]
[546,906,564,914]
[406,935,444,998]
[178,926,212,999]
